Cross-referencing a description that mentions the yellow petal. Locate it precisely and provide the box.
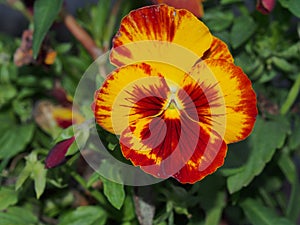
[188,59,257,143]
[110,4,212,68]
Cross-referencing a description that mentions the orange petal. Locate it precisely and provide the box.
[110,4,212,68]
[202,37,234,62]
[188,59,257,144]
[153,0,204,17]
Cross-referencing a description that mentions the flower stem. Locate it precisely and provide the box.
[280,74,300,115]
[62,12,102,60]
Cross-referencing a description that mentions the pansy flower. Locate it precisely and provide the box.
[93,5,257,183]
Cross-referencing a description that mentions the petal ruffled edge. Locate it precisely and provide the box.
[202,37,234,62]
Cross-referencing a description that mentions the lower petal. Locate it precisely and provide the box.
[120,110,227,183]
[172,130,227,183]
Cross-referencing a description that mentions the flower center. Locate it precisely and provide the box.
[163,85,182,119]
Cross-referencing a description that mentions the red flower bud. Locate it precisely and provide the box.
[256,0,276,14]
[45,136,75,169]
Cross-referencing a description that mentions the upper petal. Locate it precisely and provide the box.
[110,4,212,68]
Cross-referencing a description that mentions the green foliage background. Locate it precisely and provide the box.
[0,0,300,224]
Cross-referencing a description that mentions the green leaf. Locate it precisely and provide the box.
[272,57,297,73]
[204,191,226,225]
[278,0,300,18]
[0,187,18,210]
[121,195,136,222]
[15,152,47,199]
[101,176,125,210]
[286,178,300,223]
[230,15,257,49]
[15,162,32,190]
[278,152,297,184]
[58,206,107,225]
[220,0,243,4]
[31,161,47,199]
[203,10,234,32]
[278,152,300,223]
[227,116,290,193]
[0,206,38,225]
[241,198,295,225]
[0,123,34,159]
[0,84,17,107]
[32,0,63,58]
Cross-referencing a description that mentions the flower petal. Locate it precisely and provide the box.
[52,107,84,128]
[202,37,233,62]
[120,112,227,183]
[110,4,212,67]
[93,62,186,134]
[172,129,227,183]
[120,112,199,179]
[187,59,257,144]
[152,0,204,17]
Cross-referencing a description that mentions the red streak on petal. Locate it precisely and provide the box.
[55,118,73,128]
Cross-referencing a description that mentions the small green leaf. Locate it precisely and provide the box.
[32,0,63,58]
[15,162,32,190]
[0,188,18,210]
[0,123,34,159]
[101,176,125,210]
[230,15,257,49]
[278,152,297,184]
[272,57,297,73]
[32,161,47,199]
[58,206,107,225]
[227,116,290,193]
[0,84,17,107]
[241,198,295,225]
[16,152,47,199]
